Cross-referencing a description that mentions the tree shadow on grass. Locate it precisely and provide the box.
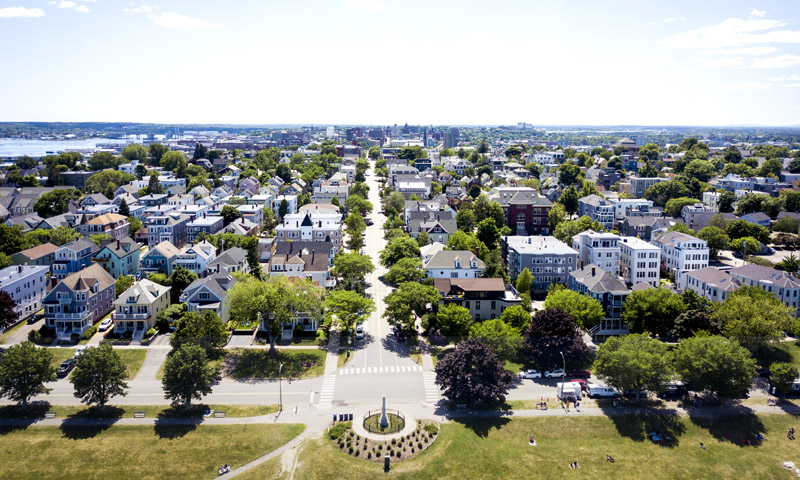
[0,401,51,434]
[59,409,123,440]
[451,416,511,438]
[153,416,201,439]
[688,404,767,446]
[598,404,685,447]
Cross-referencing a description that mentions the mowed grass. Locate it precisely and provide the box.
[0,403,280,420]
[0,423,305,480]
[236,455,285,480]
[227,348,326,380]
[47,347,147,380]
[290,414,800,480]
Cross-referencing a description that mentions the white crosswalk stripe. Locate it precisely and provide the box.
[338,365,422,376]
[319,374,336,406]
[423,372,440,403]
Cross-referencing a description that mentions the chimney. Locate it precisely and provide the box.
[116,240,120,250]
[591,267,596,276]
[18,265,22,273]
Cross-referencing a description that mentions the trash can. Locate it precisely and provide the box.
[384,455,391,471]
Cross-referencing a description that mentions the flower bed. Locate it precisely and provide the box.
[328,420,439,463]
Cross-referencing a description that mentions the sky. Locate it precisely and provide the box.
[1,0,800,126]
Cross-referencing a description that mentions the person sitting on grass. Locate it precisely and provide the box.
[606,454,615,463]
[699,443,706,450]
[529,435,537,446]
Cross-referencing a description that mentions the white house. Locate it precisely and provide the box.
[275,212,343,251]
[424,250,485,279]
[652,231,709,281]
[173,241,217,276]
[619,236,661,287]
[0,265,48,321]
[572,231,621,276]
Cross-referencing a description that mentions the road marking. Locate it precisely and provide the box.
[423,372,439,403]
[319,374,336,407]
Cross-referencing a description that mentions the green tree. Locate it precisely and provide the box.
[169,267,197,304]
[548,203,567,232]
[277,199,289,220]
[770,362,800,400]
[33,189,80,218]
[118,198,130,217]
[645,180,691,207]
[515,268,533,295]
[345,195,373,216]
[622,288,686,337]
[323,289,375,334]
[147,174,163,195]
[0,341,55,408]
[115,275,134,298]
[469,319,521,362]
[47,225,81,246]
[86,170,136,195]
[730,237,761,255]
[15,155,37,169]
[456,208,476,232]
[436,304,472,338]
[667,222,695,235]
[192,143,209,161]
[128,216,143,235]
[544,289,605,330]
[558,185,579,214]
[714,286,796,352]
[383,282,441,331]
[121,143,148,162]
[435,337,513,406]
[169,310,227,356]
[384,257,425,286]
[522,308,589,371]
[773,217,799,234]
[148,143,168,165]
[383,191,406,216]
[476,218,500,250]
[228,275,323,353]
[725,219,770,244]
[594,334,672,403]
[446,230,486,257]
[665,197,700,218]
[684,159,716,182]
[70,343,128,408]
[558,163,583,186]
[553,216,603,243]
[331,253,374,291]
[160,151,187,173]
[499,305,532,330]
[776,254,800,273]
[481,248,510,283]
[90,233,113,247]
[638,143,661,162]
[162,344,218,409]
[696,226,730,258]
[220,205,242,227]
[672,336,755,398]
[759,157,783,177]
[380,236,420,267]
[88,152,121,170]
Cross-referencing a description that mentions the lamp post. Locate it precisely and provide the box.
[279,363,284,412]
[559,351,566,398]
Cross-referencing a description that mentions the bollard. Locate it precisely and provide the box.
[384,455,391,471]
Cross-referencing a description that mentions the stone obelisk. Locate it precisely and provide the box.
[380,395,389,428]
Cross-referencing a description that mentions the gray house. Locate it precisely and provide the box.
[42,263,115,340]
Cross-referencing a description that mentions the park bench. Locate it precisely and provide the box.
[456,404,467,412]
[214,411,226,418]
[44,411,56,419]
[133,411,146,418]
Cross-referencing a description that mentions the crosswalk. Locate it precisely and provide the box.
[338,365,423,376]
[319,374,336,407]
[423,372,440,403]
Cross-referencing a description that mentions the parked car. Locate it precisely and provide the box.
[587,385,621,398]
[568,369,591,378]
[355,322,364,340]
[623,389,648,399]
[658,383,688,399]
[98,318,113,332]
[57,358,76,377]
[544,368,565,379]
[74,346,88,358]
[519,369,542,379]
[27,314,44,325]
[396,330,406,342]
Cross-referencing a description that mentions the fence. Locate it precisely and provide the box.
[363,409,405,434]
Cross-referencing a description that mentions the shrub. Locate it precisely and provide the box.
[348,447,353,454]
[329,421,350,440]
[70,332,80,344]
[378,444,383,451]
[417,442,422,449]
[367,452,372,459]
[391,438,396,445]
[81,325,97,340]
[424,424,439,436]
[144,327,156,338]
[354,450,359,457]
[27,329,41,343]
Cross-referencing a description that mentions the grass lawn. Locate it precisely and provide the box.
[0,423,304,480]
[503,360,524,375]
[227,348,326,380]
[0,403,279,420]
[430,347,450,367]
[290,414,800,479]
[236,456,285,480]
[47,347,146,380]
[47,348,76,370]
[753,340,800,370]
[338,349,353,368]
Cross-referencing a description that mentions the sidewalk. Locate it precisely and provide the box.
[418,335,435,371]
[324,329,341,375]
[134,347,169,381]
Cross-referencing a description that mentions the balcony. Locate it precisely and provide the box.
[115,312,150,320]
[53,311,91,321]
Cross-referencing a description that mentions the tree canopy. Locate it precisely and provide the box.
[70,343,129,408]
[622,288,686,337]
[672,335,755,397]
[522,308,589,371]
[434,338,513,406]
[0,341,55,407]
[594,334,673,403]
[714,285,796,352]
[162,345,218,408]
[543,289,605,330]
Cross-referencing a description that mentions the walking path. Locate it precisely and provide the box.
[134,346,170,381]
[324,329,340,376]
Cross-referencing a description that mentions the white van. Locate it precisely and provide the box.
[556,382,583,400]
[587,385,620,398]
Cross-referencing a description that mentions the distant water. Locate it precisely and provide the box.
[0,138,148,158]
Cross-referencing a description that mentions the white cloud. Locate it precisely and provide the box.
[750,54,800,69]
[718,82,771,91]
[341,0,390,12]
[706,57,747,68]
[125,5,156,14]
[658,18,800,49]
[695,46,777,56]
[74,4,89,13]
[147,12,225,31]
[750,8,766,18]
[58,1,76,8]
[649,17,686,25]
[0,6,45,17]
[768,74,800,81]
[783,83,800,87]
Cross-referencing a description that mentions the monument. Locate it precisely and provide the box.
[380,394,389,428]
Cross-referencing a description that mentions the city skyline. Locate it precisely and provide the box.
[1,1,800,126]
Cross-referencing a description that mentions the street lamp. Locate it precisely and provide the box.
[559,351,566,398]
[279,363,284,412]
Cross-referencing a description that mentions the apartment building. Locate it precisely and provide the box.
[578,194,615,230]
[0,265,48,321]
[619,236,661,287]
[572,231,621,276]
[502,236,578,293]
[652,231,709,279]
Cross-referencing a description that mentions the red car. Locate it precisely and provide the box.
[569,369,591,378]
[570,378,591,392]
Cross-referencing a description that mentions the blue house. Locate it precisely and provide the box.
[91,236,142,278]
[139,241,180,277]
[52,239,99,280]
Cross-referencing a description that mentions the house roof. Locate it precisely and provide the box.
[59,238,97,253]
[86,213,128,225]
[686,267,741,292]
[570,264,630,295]
[83,193,110,204]
[730,263,800,288]
[742,212,771,222]
[652,231,699,248]
[425,250,485,270]
[114,279,170,306]
[13,242,59,260]
[149,241,180,259]
[209,247,248,270]
[99,236,140,258]
[433,277,506,293]
[59,263,115,292]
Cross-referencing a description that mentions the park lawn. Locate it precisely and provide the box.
[236,456,285,480]
[47,348,76,370]
[157,350,228,381]
[228,348,326,380]
[290,414,800,480]
[503,360,524,375]
[0,403,279,419]
[116,348,147,379]
[0,423,305,480]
